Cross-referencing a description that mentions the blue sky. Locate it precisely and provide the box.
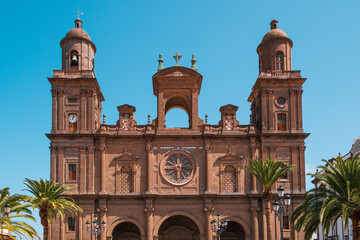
[0,0,359,237]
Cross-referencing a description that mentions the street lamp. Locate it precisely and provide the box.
[272,186,291,240]
[211,212,228,240]
[86,214,106,240]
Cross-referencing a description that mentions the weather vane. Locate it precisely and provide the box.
[76,10,83,19]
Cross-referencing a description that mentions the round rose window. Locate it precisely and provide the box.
[163,154,194,185]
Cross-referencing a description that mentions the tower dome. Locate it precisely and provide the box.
[65,19,91,41]
[60,19,96,71]
[257,20,293,73]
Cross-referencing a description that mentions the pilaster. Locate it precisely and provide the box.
[146,138,153,193]
[80,147,87,194]
[204,138,211,193]
[87,146,95,194]
[144,199,154,240]
[99,138,107,194]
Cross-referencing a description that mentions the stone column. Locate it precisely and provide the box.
[291,146,298,193]
[191,89,199,130]
[157,91,165,129]
[268,90,274,131]
[80,89,87,132]
[299,146,306,192]
[289,89,296,132]
[58,147,64,183]
[88,146,95,194]
[100,139,107,194]
[205,138,211,193]
[50,146,57,181]
[203,199,214,240]
[80,147,87,194]
[145,199,154,240]
[250,200,259,240]
[260,89,268,131]
[78,211,83,240]
[100,200,108,240]
[87,90,93,131]
[51,89,58,132]
[146,138,153,193]
[58,90,65,132]
[297,90,303,131]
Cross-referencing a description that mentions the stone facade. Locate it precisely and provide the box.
[47,19,309,240]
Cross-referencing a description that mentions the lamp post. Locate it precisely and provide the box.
[211,212,228,240]
[272,186,291,240]
[86,214,106,240]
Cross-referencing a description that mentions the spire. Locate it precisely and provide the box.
[191,54,197,71]
[173,52,182,66]
[157,54,164,71]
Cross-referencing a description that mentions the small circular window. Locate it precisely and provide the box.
[161,153,194,186]
[276,97,286,108]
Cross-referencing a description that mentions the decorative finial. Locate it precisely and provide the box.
[205,114,208,124]
[102,114,106,124]
[191,53,197,71]
[158,54,164,71]
[76,10,83,19]
[338,152,342,158]
[148,114,151,124]
[173,52,182,66]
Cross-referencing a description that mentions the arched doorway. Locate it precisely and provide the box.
[112,222,141,240]
[220,221,245,240]
[158,215,200,240]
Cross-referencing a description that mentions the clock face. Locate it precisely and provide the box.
[68,114,78,123]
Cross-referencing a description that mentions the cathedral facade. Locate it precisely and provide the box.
[48,18,308,240]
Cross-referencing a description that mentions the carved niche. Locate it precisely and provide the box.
[114,152,138,194]
[218,151,245,194]
[117,104,137,131]
[219,104,239,131]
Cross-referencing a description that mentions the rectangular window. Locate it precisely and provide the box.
[283,216,290,229]
[68,217,75,231]
[68,164,76,181]
[68,98,77,103]
[277,114,286,131]
[69,122,77,132]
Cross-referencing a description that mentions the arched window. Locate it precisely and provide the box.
[70,50,79,70]
[120,166,132,193]
[223,165,237,193]
[275,51,284,71]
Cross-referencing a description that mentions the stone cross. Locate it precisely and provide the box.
[173,52,182,66]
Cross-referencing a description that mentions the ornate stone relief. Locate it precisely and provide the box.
[224,114,234,130]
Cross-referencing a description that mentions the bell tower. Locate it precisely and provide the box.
[152,53,203,130]
[49,18,104,134]
[248,20,306,133]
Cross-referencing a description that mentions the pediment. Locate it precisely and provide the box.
[114,152,138,162]
[153,66,203,79]
[218,151,244,161]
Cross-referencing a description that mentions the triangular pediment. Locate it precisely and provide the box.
[153,66,203,79]
[218,150,244,161]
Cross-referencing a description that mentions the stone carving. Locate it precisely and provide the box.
[122,114,130,130]
[224,114,234,130]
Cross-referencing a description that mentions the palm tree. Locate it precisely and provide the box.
[23,178,83,240]
[0,188,39,240]
[245,158,295,240]
[291,156,360,240]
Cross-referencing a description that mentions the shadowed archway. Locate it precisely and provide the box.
[158,215,200,240]
[221,221,245,240]
[112,222,141,240]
